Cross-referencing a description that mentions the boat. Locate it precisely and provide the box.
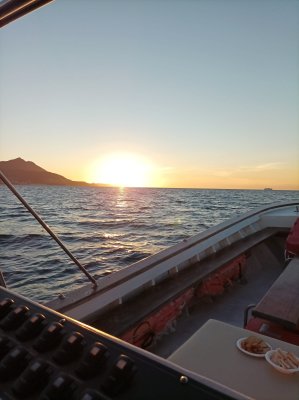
[1,178,299,400]
[44,201,299,353]
[1,2,299,399]
[2,181,299,400]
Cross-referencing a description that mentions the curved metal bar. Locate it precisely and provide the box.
[0,170,97,288]
[0,0,54,28]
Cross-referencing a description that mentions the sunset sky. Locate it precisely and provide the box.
[0,0,298,189]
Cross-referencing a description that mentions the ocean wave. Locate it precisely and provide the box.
[122,252,151,263]
[78,220,132,228]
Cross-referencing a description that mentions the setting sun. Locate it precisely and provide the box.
[90,153,154,187]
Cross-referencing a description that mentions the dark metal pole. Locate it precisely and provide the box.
[0,170,97,287]
[0,0,54,28]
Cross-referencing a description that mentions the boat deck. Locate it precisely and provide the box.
[90,229,279,335]
[151,236,285,358]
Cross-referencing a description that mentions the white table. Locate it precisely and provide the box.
[169,319,299,400]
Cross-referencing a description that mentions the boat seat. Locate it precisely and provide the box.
[245,317,299,346]
[251,257,299,330]
[286,217,299,258]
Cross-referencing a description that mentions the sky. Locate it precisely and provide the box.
[0,0,299,189]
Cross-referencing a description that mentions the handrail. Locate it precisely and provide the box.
[0,0,54,28]
[46,201,298,313]
[95,200,298,283]
[0,170,97,287]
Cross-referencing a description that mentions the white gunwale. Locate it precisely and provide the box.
[45,202,299,322]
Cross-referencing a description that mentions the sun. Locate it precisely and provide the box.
[91,153,153,187]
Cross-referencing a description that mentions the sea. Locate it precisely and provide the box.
[0,185,298,303]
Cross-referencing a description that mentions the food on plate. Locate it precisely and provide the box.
[271,349,299,370]
[241,336,270,354]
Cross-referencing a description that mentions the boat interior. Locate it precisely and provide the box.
[43,203,299,359]
[1,201,298,400]
[152,235,287,358]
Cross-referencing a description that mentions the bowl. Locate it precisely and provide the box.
[265,349,299,374]
[236,337,271,358]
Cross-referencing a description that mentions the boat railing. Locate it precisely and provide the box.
[0,170,98,287]
[47,202,299,320]
[0,0,54,28]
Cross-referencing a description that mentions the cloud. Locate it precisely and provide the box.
[253,162,285,171]
[237,162,286,172]
[212,162,286,177]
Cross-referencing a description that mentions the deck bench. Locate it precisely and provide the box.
[252,257,299,330]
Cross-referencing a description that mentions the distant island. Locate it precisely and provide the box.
[0,158,108,187]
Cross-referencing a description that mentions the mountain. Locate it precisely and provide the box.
[0,158,105,186]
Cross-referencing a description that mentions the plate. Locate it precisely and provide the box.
[236,337,271,358]
[265,349,299,374]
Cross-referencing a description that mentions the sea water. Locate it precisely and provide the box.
[0,185,298,302]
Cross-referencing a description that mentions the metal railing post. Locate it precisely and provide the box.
[0,170,97,288]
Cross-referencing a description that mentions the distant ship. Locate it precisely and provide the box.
[264,187,273,190]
